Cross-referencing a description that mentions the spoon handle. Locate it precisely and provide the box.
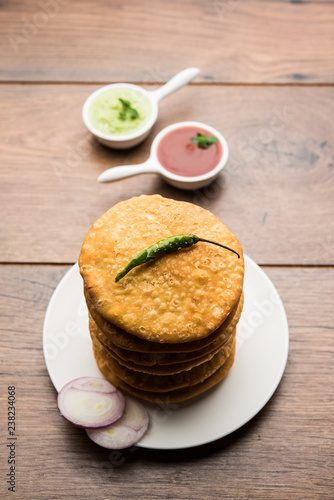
[149,67,200,103]
[98,160,157,183]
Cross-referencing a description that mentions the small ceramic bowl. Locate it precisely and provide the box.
[98,121,229,190]
[82,68,199,149]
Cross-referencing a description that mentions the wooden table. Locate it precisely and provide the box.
[1,1,333,499]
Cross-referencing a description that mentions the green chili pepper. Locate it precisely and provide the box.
[115,234,240,282]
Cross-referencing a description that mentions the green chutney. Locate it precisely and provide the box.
[88,87,152,136]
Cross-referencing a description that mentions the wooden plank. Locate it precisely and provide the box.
[0,84,333,265]
[1,0,334,83]
[0,265,333,499]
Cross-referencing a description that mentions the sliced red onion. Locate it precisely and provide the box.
[57,377,125,429]
[86,396,149,449]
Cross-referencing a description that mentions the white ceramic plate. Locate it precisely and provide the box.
[43,255,289,450]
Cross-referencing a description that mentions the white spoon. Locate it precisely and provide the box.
[98,121,229,191]
[82,67,200,149]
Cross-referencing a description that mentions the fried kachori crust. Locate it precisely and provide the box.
[89,315,235,369]
[79,195,244,343]
[86,289,243,354]
[90,323,235,375]
[94,340,236,404]
[91,337,235,393]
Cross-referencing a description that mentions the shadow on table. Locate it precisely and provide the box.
[130,411,261,463]
[99,383,284,469]
[142,174,227,206]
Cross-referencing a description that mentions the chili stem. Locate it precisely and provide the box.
[115,234,240,282]
[197,238,240,258]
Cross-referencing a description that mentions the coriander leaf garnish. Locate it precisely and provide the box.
[118,98,139,121]
[119,98,131,108]
[128,107,139,119]
[191,132,218,149]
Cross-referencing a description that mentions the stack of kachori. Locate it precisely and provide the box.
[79,195,244,403]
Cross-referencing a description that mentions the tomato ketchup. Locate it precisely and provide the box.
[157,126,223,177]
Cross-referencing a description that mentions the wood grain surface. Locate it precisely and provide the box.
[1,0,333,498]
[0,265,333,500]
[1,84,333,265]
[1,0,334,83]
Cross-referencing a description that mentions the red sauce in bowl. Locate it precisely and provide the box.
[157,126,223,177]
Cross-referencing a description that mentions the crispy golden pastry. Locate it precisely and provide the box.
[86,289,243,354]
[88,298,240,366]
[94,340,236,404]
[91,339,235,393]
[91,324,236,375]
[79,195,244,342]
[90,316,234,368]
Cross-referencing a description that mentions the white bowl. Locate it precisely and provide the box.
[82,83,158,149]
[82,68,200,149]
[98,121,229,190]
[152,121,229,190]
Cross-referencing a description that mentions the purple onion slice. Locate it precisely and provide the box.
[57,377,125,429]
[86,396,149,449]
